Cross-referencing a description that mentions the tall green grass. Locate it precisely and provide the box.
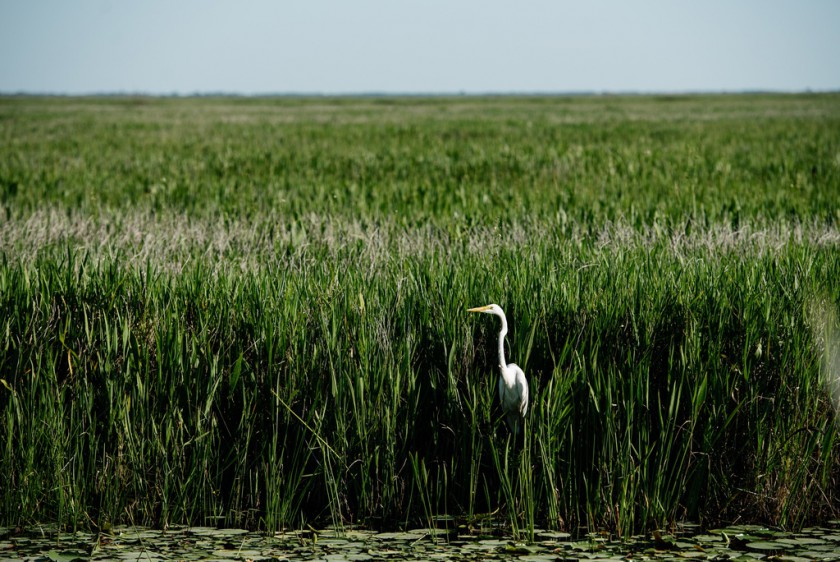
[2,95,838,224]
[1,95,839,535]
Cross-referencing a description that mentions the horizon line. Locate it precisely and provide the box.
[2,88,838,99]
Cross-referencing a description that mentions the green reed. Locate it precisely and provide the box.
[1,95,839,536]
[2,227,837,534]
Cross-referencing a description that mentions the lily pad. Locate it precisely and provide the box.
[746,540,789,552]
[116,530,162,541]
[535,531,571,540]
[114,551,166,561]
[45,550,89,562]
[211,548,266,558]
[342,530,376,540]
[777,536,828,545]
[503,542,532,554]
[373,531,425,540]
[693,533,726,543]
[199,528,249,537]
[797,552,840,561]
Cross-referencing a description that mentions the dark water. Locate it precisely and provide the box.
[3,522,840,561]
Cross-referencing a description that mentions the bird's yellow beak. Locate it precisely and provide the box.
[468,305,492,313]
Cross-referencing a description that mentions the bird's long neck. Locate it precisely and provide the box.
[497,315,508,369]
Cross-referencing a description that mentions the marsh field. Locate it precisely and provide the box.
[1,94,839,538]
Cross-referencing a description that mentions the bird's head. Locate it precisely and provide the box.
[468,303,505,317]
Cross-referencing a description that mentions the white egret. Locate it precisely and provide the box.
[468,304,529,435]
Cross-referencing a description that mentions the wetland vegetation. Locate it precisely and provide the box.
[1,94,839,538]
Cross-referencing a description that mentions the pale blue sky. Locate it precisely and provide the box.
[1,1,838,94]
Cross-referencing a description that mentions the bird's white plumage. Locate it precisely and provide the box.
[468,304,529,434]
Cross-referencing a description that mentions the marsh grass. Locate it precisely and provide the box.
[1,95,839,536]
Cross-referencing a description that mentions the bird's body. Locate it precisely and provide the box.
[468,304,529,434]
